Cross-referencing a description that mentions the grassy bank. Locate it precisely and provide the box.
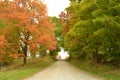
[0,56,54,80]
[69,59,120,80]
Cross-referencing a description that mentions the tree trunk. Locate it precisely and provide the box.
[93,47,99,65]
[23,56,27,66]
[23,44,28,66]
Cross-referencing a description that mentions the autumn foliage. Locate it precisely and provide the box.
[0,35,7,62]
[0,0,56,65]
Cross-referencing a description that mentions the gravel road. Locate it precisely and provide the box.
[24,61,103,80]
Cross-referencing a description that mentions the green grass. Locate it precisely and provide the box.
[0,56,54,80]
[69,59,120,80]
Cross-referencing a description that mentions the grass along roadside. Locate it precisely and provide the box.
[0,56,54,80]
[69,59,120,80]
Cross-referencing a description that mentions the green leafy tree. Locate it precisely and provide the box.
[50,17,64,58]
[60,0,120,65]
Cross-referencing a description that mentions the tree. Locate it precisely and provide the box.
[0,20,11,67]
[0,35,7,66]
[0,0,56,65]
[60,0,120,66]
[49,17,64,58]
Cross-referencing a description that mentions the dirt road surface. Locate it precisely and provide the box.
[24,61,103,80]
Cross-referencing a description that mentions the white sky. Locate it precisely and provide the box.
[43,0,70,17]
[58,48,69,59]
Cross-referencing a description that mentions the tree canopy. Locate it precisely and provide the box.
[60,0,120,66]
[0,0,56,65]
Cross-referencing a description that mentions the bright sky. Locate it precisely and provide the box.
[58,48,69,59]
[43,0,70,17]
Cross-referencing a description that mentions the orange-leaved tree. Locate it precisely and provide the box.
[0,34,14,67]
[59,11,71,35]
[0,35,7,66]
[0,0,56,65]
